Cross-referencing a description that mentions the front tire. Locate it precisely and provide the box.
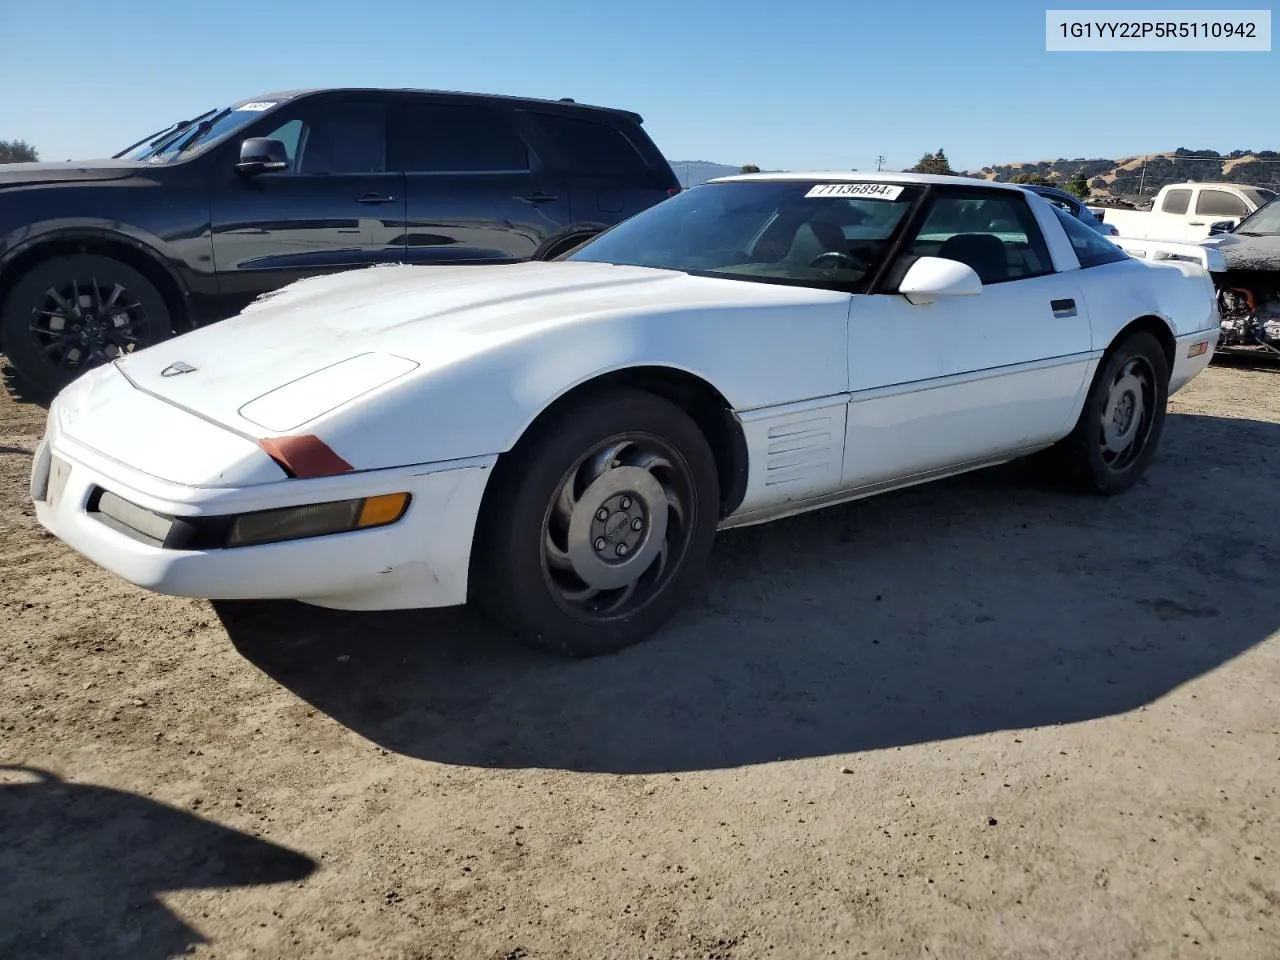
[2,254,174,398]
[1059,330,1170,495]
[470,388,720,656]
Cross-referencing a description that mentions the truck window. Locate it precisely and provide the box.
[1160,189,1191,215]
[1195,189,1249,218]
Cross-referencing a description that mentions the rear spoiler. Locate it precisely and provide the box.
[1111,237,1226,274]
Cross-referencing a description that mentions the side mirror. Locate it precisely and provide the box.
[1207,220,1235,236]
[898,256,982,305]
[235,138,289,176]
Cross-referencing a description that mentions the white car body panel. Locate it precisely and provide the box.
[29,171,1222,611]
[113,261,851,473]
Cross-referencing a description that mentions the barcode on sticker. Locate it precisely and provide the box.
[805,182,904,200]
[236,101,278,112]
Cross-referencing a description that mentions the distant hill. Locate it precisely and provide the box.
[967,148,1280,199]
[668,160,785,187]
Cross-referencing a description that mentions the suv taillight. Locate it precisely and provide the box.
[667,186,682,197]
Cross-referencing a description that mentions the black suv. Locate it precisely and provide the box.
[0,87,680,396]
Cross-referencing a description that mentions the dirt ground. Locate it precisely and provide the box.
[2,361,1279,960]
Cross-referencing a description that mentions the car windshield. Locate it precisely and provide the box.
[117,100,282,163]
[1234,199,1280,236]
[565,180,921,289]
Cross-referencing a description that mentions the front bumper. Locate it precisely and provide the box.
[30,416,495,611]
[1169,329,1217,395]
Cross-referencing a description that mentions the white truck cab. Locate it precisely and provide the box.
[1091,182,1275,241]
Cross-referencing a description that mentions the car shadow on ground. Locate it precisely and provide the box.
[1,361,52,408]
[221,413,1280,775]
[0,765,315,960]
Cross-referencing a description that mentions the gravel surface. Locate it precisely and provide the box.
[2,362,1278,959]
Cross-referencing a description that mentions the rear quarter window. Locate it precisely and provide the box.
[527,113,651,178]
[1051,207,1129,268]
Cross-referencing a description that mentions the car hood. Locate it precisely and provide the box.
[0,159,145,189]
[1199,232,1280,272]
[112,260,818,443]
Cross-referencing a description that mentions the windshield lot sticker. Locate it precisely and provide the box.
[235,101,278,112]
[805,183,904,200]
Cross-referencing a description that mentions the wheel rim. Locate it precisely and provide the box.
[540,432,697,621]
[28,276,153,373]
[1098,355,1156,471]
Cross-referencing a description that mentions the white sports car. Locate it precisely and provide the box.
[30,172,1223,656]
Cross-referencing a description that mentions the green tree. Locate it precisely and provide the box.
[909,148,954,175]
[0,139,39,164]
[1010,172,1054,186]
[740,163,760,174]
[1065,171,1090,199]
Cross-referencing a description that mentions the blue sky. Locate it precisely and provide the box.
[0,0,1274,171]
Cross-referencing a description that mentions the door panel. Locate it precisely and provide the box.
[843,188,1094,489]
[844,276,1092,488]
[210,100,406,314]
[394,101,571,263]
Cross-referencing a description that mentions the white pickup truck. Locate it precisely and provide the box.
[1090,182,1276,242]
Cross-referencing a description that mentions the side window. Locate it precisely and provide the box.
[266,102,388,175]
[1195,189,1249,218]
[1050,207,1129,269]
[1160,189,1191,214]
[526,113,650,178]
[261,119,303,169]
[398,104,530,173]
[906,192,1054,283]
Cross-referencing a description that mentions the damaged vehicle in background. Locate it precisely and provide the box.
[1200,198,1280,357]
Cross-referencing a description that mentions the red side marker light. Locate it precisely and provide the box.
[259,435,353,479]
[1186,341,1209,358]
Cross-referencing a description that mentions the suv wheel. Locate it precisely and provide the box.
[2,254,174,398]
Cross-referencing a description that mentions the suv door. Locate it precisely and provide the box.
[842,188,1093,488]
[391,100,571,263]
[209,96,406,314]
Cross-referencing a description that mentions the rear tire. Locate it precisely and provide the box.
[1056,330,1170,495]
[2,254,174,398]
[470,388,719,657]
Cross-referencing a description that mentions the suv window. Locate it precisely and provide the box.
[527,113,649,178]
[264,102,388,174]
[907,192,1053,283]
[1161,189,1191,214]
[398,103,529,173]
[1050,206,1129,269]
[1195,189,1249,218]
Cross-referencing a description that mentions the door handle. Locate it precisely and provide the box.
[518,192,560,204]
[1189,220,1204,226]
[1050,298,1077,317]
[356,193,395,204]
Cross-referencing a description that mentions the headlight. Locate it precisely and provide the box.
[225,493,410,547]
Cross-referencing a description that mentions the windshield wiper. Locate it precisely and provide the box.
[170,108,232,157]
[113,109,218,159]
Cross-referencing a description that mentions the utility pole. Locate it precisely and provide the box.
[875,154,886,172]
[1137,156,1147,197]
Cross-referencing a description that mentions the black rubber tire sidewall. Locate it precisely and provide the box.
[471,387,720,657]
[2,254,174,398]
[1066,331,1170,495]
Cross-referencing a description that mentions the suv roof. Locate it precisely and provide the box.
[233,88,645,125]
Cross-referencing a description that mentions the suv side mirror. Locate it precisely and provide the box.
[235,138,289,176]
[1207,220,1235,236]
[898,256,982,305]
